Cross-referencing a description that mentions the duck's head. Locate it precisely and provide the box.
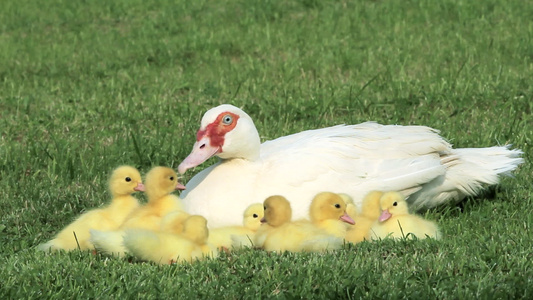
[144,166,186,201]
[178,104,261,174]
[261,195,292,227]
[309,192,355,225]
[182,215,209,245]
[378,192,409,222]
[243,203,264,231]
[109,166,145,197]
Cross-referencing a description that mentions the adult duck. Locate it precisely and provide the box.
[178,104,523,228]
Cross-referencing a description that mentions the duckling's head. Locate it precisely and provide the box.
[261,195,292,227]
[144,166,186,201]
[338,193,358,219]
[378,192,409,222]
[243,203,264,231]
[361,191,383,219]
[338,193,354,206]
[183,215,209,245]
[108,166,145,197]
[310,192,355,225]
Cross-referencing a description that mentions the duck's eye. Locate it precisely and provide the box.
[334,204,341,209]
[222,114,233,125]
[125,177,132,182]
[264,206,267,210]
[393,202,398,206]
[170,176,174,181]
[253,214,258,218]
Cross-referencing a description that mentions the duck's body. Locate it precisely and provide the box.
[120,193,183,231]
[178,104,523,228]
[124,215,217,265]
[370,192,441,240]
[345,191,383,243]
[208,203,263,249]
[257,222,343,253]
[160,210,190,234]
[38,166,144,252]
[254,196,343,252]
[90,166,185,256]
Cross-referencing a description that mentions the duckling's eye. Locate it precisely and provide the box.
[222,114,233,125]
[334,204,341,209]
[125,177,132,182]
[393,202,398,206]
[264,206,267,210]
[253,214,258,218]
[170,176,174,181]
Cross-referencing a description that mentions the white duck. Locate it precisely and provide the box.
[178,104,523,228]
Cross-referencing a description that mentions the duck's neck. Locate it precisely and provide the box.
[218,129,261,161]
[110,194,138,206]
[146,189,168,203]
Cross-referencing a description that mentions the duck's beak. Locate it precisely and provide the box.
[175,183,186,190]
[178,136,221,174]
[379,209,392,222]
[340,212,355,225]
[134,183,145,192]
[260,217,267,224]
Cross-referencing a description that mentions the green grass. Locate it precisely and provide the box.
[1,0,532,298]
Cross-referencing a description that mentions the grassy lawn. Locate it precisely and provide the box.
[1,0,532,298]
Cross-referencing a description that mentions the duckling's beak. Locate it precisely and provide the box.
[379,209,392,222]
[178,136,221,174]
[260,217,267,224]
[134,183,145,192]
[340,212,355,225]
[175,183,186,190]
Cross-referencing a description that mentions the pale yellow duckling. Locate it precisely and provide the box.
[254,195,342,252]
[208,203,264,249]
[345,191,382,243]
[38,166,144,252]
[370,192,441,240]
[90,166,185,256]
[123,215,217,265]
[309,192,355,238]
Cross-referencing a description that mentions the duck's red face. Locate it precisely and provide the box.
[178,112,240,174]
[196,112,240,149]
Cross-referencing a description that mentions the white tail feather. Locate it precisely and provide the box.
[408,145,524,209]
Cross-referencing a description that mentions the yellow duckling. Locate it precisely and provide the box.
[38,166,144,252]
[123,215,217,265]
[370,192,441,240]
[90,166,185,256]
[120,166,186,230]
[254,195,342,252]
[309,192,355,238]
[208,203,264,249]
[345,191,383,243]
